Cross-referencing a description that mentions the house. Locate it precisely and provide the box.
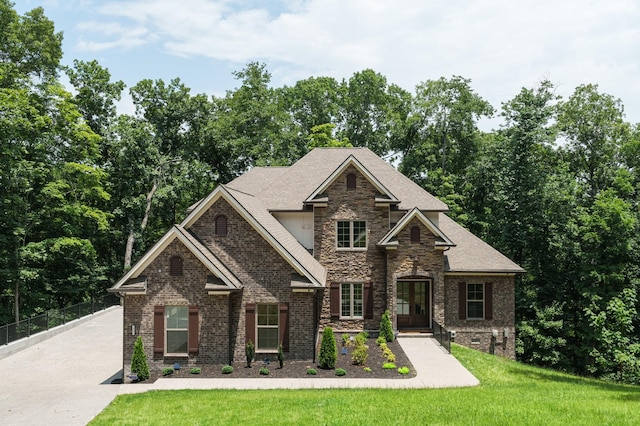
[110,147,523,373]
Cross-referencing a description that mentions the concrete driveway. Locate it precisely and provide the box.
[0,307,123,426]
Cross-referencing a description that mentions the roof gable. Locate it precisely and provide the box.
[378,208,455,248]
[109,225,242,293]
[304,155,399,205]
[181,185,326,287]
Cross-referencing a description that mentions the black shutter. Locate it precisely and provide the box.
[364,282,373,319]
[246,303,256,346]
[188,305,199,355]
[330,283,340,318]
[484,282,493,320]
[279,303,289,352]
[154,305,164,355]
[458,282,467,320]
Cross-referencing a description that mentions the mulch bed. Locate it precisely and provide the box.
[143,338,416,383]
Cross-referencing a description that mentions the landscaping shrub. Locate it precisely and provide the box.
[162,367,175,376]
[355,332,367,346]
[351,343,369,365]
[130,336,150,381]
[335,368,347,376]
[398,366,410,375]
[221,365,234,374]
[278,342,284,368]
[382,362,397,370]
[259,367,270,375]
[380,309,394,342]
[342,333,351,346]
[364,367,372,373]
[306,368,318,375]
[245,339,255,368]
[376,335,386,346]
[386,352,396,363]
[190,367,201,374]
[319,327,337,369]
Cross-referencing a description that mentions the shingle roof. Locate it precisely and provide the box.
[439,214,525,273]
[230,148,448,211]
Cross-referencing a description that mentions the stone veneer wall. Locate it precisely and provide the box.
[444,274,516,359]
[384,217,445,329]
[189,197,316,362]
[314,166,389,331]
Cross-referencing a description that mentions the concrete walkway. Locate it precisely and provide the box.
[0,306,478,425]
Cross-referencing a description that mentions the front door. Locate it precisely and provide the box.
[396,281,430,329]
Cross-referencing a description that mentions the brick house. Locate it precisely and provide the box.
[110,148,523,374]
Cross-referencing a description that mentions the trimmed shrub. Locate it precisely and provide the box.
[319,327,337,369]
[278,342,284,368]
[245,339,255,368]
[162,367,175,376]
[386,352,397,363]
[376,335,386,346]
[351,343,369,365]
[355,332,367,346]
[259,367,270,375]
[130,336,150,381]
[335,368,347,376]
[364,367,372,373]
[398,366,410,375]
[382,362,397,370]
[380,309,394,342]
[306,368,318,375]
[342,333,351,346]
[221,365,234,374]
[190,367,201,374]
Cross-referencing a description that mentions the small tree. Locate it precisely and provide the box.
[277,342,285,368]
[380,309,394,342]
[319,327,337,369]
[131,336,150,381]
[245,339,255,368]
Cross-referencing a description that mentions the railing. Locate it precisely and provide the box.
[432,319,451,353]
[1,294,120,346]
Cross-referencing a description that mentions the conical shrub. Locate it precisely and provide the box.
[131,336,150,381]
[319,327,337,369]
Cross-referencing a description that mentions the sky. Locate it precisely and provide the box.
[15,0,640,130]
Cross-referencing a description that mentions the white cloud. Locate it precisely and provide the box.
[68,0,640,125]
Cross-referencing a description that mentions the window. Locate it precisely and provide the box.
[467,283,484,320]
[346,173,356,190]
[215,215,227,236]
[169,256,183,276]
[257,304,279,351]
[410,226,420,243]
[341,283,363,318]
[336,220,367,249]
[166,306,188,354]
[396,281,409,315]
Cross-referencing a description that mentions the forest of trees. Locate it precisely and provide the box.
[1,2,639,383]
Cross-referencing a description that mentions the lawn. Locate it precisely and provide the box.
[90,344,640,425]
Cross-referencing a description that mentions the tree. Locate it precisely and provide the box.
[319,327,337,369]
[131,336,150,380]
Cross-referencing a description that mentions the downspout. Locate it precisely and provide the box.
[228,294,233,365]
[313,290,318,364]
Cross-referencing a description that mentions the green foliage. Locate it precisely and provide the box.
[397,366,410,375]
[259,367,270,376]
[277,342,284,369]
[380,310,394,342]
[245,340,255,368]
[306,368,317,375]
[351,343,369,366]
[363,367,372,373]
[341,333,351,346]
[221,365,233,374]
[382,363,397,370]
[376,335,386,346]
[130,336,150,381]
[335,368,346,376]
[162,367,174,376]
[190,367,201,375]
[319,327,337,369]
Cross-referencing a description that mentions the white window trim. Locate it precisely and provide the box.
[340,282,364,319]
[467,283,485,320]
[335,220,367,251]
[256,303,279,352]
[165,305,188,356]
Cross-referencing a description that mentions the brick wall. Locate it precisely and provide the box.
[444,274,516,359]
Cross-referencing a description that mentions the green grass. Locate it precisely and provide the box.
[91,344,640,425]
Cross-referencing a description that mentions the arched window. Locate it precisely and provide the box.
[169,256,183,276]
[215,215,228,237]
[410,226,420,243]
[346,173,356,190]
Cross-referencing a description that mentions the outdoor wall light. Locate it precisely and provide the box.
[492,329,498,338]
[504,328,510,338]
[131,324,136,335]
